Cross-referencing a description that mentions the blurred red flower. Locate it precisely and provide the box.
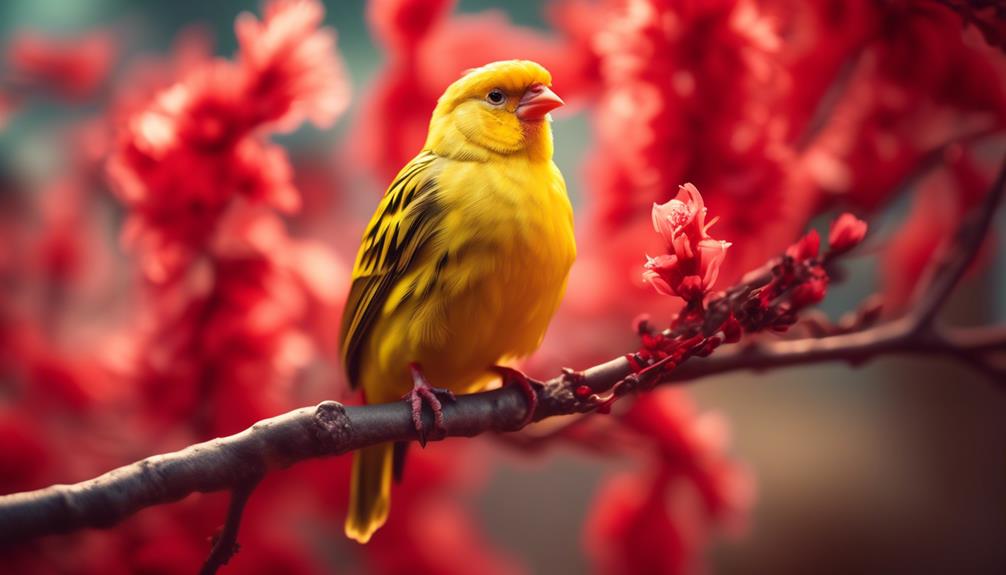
[586,390,752,575]
[0,410,51,494]
[104,0,350,436]
[236,0,350,130]
[108,0,348,283]
[801,1,1006,212]
[828,212,868,257]
[786,229,820,262]
[547,0,820,333]
[6,31,116,99]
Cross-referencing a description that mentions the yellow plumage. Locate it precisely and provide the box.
[340,60,576,543]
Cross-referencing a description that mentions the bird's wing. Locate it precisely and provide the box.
[340,151,443,389]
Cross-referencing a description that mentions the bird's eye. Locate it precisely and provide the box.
[486,89,506,105]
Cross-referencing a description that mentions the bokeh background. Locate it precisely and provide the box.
[1,1,1005,573]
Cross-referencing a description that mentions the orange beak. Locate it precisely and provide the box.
[516,83,564,122]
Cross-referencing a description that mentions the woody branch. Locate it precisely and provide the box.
[0,158,1003,569]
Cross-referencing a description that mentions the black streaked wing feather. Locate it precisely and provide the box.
[340,152,442,388]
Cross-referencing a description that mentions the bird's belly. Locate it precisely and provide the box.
[362,165,574,403]
[441,239,569,378]
[442,248,567,381]
[366,232,571,401]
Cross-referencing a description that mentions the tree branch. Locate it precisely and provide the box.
[1,156,1003,555]
[0,358,619,543]
[671,320,1005,386]
[1,322,1002,544]
[910,156,1006,330]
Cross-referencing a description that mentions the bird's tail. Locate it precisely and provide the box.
[345,443,393,543]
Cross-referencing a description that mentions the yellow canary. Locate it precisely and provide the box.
[340,60,575,543]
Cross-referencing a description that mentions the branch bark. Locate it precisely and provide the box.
[0,358,620,543]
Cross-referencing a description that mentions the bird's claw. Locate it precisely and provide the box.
[491,365,541,429]
[404,363,455,447]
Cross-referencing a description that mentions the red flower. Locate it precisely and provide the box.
[786,229,820,262]
[644,184,730,301]
[828,212,868,256]
[0,410,51,494]
[106,1,349,283]
[102,1,351,438]
[623,391,754,520]
[351,444,523,575]
[131,208,334,434]
[801,1,1006,211]
[585,390,753,575]
[369,0,455,52]
[585,470,690,575]
[7,31,116,99]
[790,273,828,309]
[109,134,300,282]
[559,0,821,332]
[650,184,715,247]
[236,0,350,130]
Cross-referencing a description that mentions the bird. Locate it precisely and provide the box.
[339,60,576,543]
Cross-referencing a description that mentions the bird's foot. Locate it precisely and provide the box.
[491,365,541,428]
[404,362,455,447]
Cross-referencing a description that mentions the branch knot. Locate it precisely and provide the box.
[312,401,351,447]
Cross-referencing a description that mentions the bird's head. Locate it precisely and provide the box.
[425,60,564,162]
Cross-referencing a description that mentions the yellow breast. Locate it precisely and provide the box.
[362,156,575,402]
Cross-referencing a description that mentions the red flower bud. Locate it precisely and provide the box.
[721,315,742,343]
[786,229,820,262]
[828,213,867,256]
[650,183,711,245]
[790,276,828,308]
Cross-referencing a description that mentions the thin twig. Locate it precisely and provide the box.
[200,478,261,575]
[670,320,1005,389]
[910,156,1006,330]
[492,412,618,454]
